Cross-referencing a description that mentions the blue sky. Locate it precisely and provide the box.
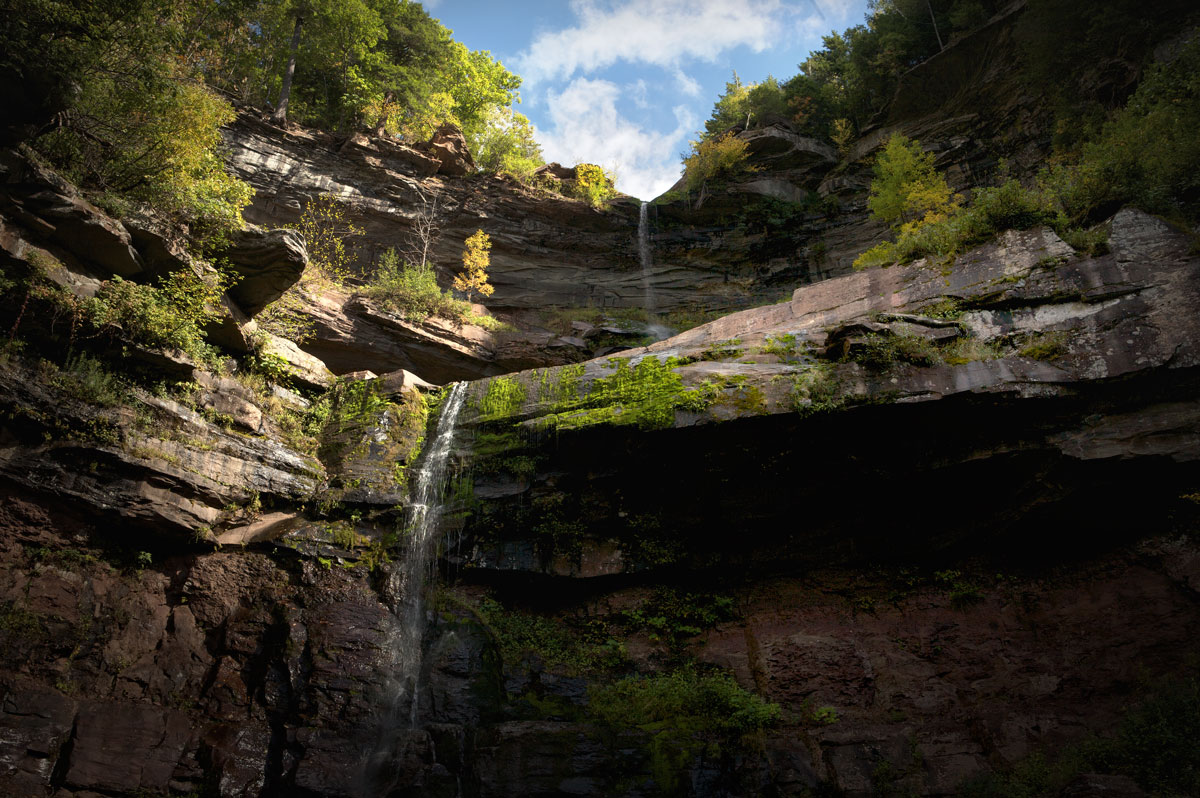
[425,0,871,200]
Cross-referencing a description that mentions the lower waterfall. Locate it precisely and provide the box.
[358,381,468,795]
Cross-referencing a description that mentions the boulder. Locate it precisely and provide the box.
[0,148,143,278]
[533,162,577,181]
[218,226,308,316]
[424,123,475,177]
[194,372,265,433]
[259,331,335,391]
[379,368,438,395]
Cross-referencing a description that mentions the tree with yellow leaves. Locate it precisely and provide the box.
[454,229,494,303]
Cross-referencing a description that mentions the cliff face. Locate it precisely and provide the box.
[646,2,1057,300]
[1,9,1199,797]
[3,156,1199,794]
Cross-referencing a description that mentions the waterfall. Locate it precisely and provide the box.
[391,380,467,720]
[638,201,671,341]
[358,381,468,795]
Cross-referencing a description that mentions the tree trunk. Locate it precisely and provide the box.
[925,0,945,51]
[271,15,303,126]
[374,91,394,137]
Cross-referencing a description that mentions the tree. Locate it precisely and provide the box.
[454,230,494,303]
[405,189,443,272]
[867,134,958,227]
[298,194,363,284]
[474,107,543,179]
[271,12,303,125]
[571,164,617,209]
[683,134,755,194]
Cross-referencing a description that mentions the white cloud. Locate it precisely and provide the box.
[516,0,792,86]
[629,78,649,109]
[535,78,695,201]
[672,68,703,97]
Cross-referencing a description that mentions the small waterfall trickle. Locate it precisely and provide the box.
[359,381,468,795]
[638,201,671,341]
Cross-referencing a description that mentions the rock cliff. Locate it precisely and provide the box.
[1,9,1199,797]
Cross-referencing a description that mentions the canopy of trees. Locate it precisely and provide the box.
[694,0,1194,149]
[3,0,542,241]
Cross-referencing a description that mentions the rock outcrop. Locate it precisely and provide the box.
[218,226,309,316]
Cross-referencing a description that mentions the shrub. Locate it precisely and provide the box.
[49,354,127,406]
[684,132,755,192]
[366,248,468,323]
[571,163,617,208]
[854,176,1059,270]
[84,269,229,365]
[850,333,940,368]
[590,667,781,793]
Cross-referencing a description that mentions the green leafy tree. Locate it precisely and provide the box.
[571,164,617,209]
[475,107,544,179]
[867,134,959,227]
[23,0,252,242]
[683,133,755,193]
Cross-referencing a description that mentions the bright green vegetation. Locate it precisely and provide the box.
[362,247,510,330]
[83,272,231,367]
[855,36,1200,270]
[478,357,718,432]
[570,164,618,209]
[962,676,1200,797]
[683,133,756,194]
[865,135,960,230]
[365,248,468,322]
[590,667,781,794]
[761,333,801,362]
[16,257,231,369]
[537,357,718,432]
[473,107,544,180]
[477,376,528,421]
[534,364,586,405]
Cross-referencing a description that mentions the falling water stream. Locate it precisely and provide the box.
[638,201,672,341]
[359,381,468,796]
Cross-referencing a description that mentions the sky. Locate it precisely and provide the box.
[425,0,871,200]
